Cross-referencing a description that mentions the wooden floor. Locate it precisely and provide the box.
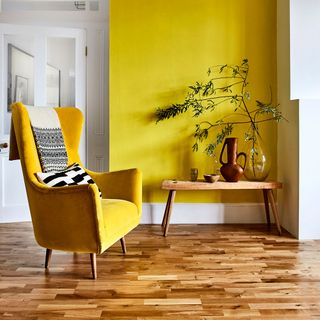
[1,223,320,319]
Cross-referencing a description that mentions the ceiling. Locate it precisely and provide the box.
[1,0,99,12]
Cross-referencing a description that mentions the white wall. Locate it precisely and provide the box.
[277,0,299,238]
[290,0,320,99]
[5,34,34,54]
[278,0,320,239]
[291,0,320,239]
[298,99,320,239]
[47,37,75,106]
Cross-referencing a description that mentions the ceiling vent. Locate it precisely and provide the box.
[74,1,85,10]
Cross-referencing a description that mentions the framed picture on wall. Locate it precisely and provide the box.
[7,44,34,112]
[14,75,29,105]
[46,64,61,107]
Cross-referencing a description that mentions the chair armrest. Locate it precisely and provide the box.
[29,178,96,194]
[87,168,142,215]
[27,179,106,253]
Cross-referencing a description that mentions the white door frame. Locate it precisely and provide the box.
[0,23,87,222]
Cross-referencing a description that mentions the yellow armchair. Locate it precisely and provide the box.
[10,102,142,279]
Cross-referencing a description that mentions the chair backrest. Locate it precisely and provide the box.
[11,102,84,185]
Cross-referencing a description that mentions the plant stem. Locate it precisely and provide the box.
[187,95,242,102]
[198,117,279,130]
[208,76,243,81]
[214,81,244,91]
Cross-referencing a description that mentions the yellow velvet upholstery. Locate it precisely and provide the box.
[10,102,142,257]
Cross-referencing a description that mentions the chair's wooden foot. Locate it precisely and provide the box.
[45,249,52,268]
[90,253,97,279]
[120,237,127,254]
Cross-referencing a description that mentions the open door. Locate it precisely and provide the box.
[0,24,86,222]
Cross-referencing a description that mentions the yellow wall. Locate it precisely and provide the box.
[110,0,277,203]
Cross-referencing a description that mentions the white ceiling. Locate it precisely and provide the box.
[1,0,99,12]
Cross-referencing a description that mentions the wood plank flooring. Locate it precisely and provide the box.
[1,223,320,319]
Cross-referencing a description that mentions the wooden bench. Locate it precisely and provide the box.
[161,180,283,236]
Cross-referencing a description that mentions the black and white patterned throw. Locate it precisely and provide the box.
[36,163,102,197]
[26,106,68,172]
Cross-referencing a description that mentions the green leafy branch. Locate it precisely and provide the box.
[155,59,285,155]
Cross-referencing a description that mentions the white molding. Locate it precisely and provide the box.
[95,155,104,172]
[0,202,274,224]
[95,28,105,136]
[4,0,90,2]
[85,1,90,12]
[0,204,30,222]
[141,202,272,224]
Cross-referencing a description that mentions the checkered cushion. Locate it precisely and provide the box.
[36,163,102,197]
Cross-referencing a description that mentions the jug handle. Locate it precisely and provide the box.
[237,152,247,170]
[219,140,228,165]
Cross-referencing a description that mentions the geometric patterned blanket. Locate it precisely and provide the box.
[36,163,102,197]
[26,106,68,172]
[36,163,93,187]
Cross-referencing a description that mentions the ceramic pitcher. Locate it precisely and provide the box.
[219,137,246,182]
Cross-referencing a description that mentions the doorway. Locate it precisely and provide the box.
[0,24,86,222]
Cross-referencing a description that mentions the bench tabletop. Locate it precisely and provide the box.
[161,180,283,190]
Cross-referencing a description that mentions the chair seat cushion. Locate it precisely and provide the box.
[101,199,139,243]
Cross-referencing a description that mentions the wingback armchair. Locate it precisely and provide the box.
[10,102,142,279]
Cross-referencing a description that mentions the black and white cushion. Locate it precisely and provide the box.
[32,127,68,173]
[26,106,68,172]
[36,163,102,197]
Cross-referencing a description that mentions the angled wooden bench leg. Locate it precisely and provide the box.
[267,189,282,236]
[262,189,271,228]
[163,190,176,237]
[162,190,175,229]
[161,191,172,228]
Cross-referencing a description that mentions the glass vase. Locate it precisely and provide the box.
[244,134,271,181]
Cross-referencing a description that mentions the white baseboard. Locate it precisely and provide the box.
[0,205,30,223]
[0,202,272,225]
[141,202,272,224]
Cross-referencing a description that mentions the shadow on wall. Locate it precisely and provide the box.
[140,87,188,125]
[142,133,194,202]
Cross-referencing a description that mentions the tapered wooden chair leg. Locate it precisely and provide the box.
[45,249,52,269]
[120,237,127,254]
[90,253,97,279]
